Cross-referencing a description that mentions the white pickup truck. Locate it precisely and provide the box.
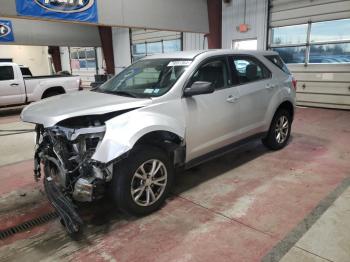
[0,62,82,107]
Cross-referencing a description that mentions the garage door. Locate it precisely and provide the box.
[269,0,350,110]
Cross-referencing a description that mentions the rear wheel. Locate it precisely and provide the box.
[111,145,174,216]
[262,109,291,150]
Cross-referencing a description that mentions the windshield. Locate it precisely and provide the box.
[97,59,192,98]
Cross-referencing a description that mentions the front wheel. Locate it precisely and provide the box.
[111,145,174,216]
[262,109,292,150]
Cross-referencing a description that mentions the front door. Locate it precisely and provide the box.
[0,65,25,106]
[183,57,241,162]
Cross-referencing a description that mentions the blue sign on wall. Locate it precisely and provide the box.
[0,20,15,42]
[16,0,98,23]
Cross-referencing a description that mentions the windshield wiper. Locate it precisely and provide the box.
[99,90,138,98]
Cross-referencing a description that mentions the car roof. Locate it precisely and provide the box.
[142,49,278,60]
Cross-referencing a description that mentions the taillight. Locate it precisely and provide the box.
[292,77,297,90]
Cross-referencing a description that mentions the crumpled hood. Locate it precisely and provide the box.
[21,90,152,127]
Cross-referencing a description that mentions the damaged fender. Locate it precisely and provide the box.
[92,101,186,163]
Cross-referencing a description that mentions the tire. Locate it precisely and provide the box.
[262,109,292,150]
[111,145,174,216]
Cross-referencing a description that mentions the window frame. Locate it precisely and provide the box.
[131,39,183,62]
[229,55,272,85]
[70,47,97,70]
[184,56,232,94]
[0,66,15,81]
[264,55,291,75]
[269,18,350,65]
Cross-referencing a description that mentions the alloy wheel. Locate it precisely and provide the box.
[130,159,168,207]
[275,115,289,144]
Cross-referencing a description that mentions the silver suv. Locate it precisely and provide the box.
[21,50,296,234]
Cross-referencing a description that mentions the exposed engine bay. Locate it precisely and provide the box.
[34,123,114,199]
[33,117,116,234]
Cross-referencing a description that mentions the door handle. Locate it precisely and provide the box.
[10,83,19,86]
[226,95,239,103]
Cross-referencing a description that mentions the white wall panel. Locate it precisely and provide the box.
[222,0,268,50]
[59,47,71,73]
[0,45,51,75]
[270,0,350,26]
[0,17,101,47]
[183,33,207,50]
[113,27,132,74]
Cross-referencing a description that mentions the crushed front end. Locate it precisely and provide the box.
[34,119,113,234]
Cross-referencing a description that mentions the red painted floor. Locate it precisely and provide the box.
[0,107,349,261]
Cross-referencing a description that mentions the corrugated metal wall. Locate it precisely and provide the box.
[222,0,268,50]
[183,33,208,50]
[269,0,350,109]
[270,0,350,27]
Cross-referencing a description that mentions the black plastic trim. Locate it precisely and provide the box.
[184,132,267,170]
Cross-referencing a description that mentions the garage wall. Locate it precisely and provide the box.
[222,0,268,50]
[1,0,209,33]
[113,27,132,74]
[183,33,208,50]
[130,29,183,61]
[269,0,350,110]
[288,64,350,109]
[0,45,51,75]
[0,17,101,47]
[270,0,350,27]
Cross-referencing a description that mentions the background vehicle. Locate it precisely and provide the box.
[21,50,296,235]
[0,62,82,107]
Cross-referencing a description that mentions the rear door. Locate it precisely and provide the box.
[228,55,275,137]
[183,56,241,161]
[0,65,26,106]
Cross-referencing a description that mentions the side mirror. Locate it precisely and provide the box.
[183,81,214,97]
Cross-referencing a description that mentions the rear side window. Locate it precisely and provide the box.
[20,67,33,77]
[265,55,291,74]
[230,56,271,84]
[0,66,14,81]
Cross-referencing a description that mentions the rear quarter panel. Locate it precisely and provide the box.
[259,55,296,131]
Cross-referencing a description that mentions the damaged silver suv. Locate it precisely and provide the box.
[21,50,296,234]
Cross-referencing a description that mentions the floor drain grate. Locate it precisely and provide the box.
[0,212,58,240]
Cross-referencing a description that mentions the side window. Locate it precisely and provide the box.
[265,55,291,74]
[20,67,33,77]
[0,66,14,81]
[189,58,228,90]
[231,57,271,84]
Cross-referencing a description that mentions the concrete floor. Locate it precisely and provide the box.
[0,107,349,262]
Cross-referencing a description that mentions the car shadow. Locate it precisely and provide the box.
[75,137,276,240]
[172,139,270,195]
[0,106,24,117]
